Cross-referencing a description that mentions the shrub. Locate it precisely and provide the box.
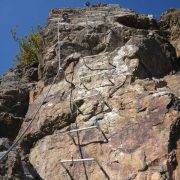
[11,27,42,66]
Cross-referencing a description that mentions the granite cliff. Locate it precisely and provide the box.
[0,4,179,180]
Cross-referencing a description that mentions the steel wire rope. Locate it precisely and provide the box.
[0,70,60,163]
[0,18,63,163]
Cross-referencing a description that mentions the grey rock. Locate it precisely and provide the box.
[0,138,11,151]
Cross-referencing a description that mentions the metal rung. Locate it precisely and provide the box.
[61,157,110,179]
[61,158,95,163]
[88,84,114,89]
[76,83,113,91]
[82,54,106,59]
[68,125,109,145]
[80,71,108,80]
[83,59,116,71]
[68,126,97,133]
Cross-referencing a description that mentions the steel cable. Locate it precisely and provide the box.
[0,70,60,163]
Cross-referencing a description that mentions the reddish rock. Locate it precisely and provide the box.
[160,9,180,58]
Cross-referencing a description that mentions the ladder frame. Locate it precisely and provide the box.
[50,12,111,180]
[67,125,108,145]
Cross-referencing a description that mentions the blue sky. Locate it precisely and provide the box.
[0,0,180,75]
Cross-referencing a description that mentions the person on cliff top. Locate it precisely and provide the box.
[85,1,91,7]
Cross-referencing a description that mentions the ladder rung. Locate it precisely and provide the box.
[61,158,95,163]
[76,83,113,91]
[80,71,108,79]
[92,84,113,88]
[68,126,98,133]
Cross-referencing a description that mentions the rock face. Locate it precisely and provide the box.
[39,6,178,83]
[0,4,180,180]
[160,9,180,58]
[0,67,39,179]
[0,68,30,140]
[26,73,180,180]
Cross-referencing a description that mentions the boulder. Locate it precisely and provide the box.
[114,13,158,30]
[126,36,173,78]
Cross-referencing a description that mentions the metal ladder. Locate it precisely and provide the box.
[60,124,109,180]
[49,12,112,179]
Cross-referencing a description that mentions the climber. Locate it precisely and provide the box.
[62,13,70,23]
[85,1,91,7]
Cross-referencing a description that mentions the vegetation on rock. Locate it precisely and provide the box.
[0,6,179,179]
[11,27,42,66]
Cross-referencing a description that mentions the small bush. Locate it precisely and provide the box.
[11,27,42,66]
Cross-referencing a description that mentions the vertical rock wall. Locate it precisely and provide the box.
[0,4,179,180]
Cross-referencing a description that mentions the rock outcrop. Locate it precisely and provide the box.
[0,4,179,180]
[0,66,39,179]
[160,9,180,58]
[0,67,34,140]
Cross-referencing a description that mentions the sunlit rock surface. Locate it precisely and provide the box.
[160,9,180,58]
[0,4,179,180]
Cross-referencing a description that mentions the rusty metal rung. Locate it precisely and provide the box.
[68,126,98,133]
[80,71,108,80]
